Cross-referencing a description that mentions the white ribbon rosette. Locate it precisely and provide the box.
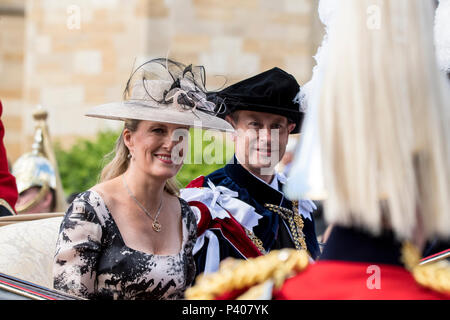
[180,180,262,273]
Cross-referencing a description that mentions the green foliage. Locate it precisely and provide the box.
[177,128,235,186]
[55,128,235,196]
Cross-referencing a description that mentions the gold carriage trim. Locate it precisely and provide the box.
[185,249,309,300]
[401,242,450,295]
[0,212,64,227]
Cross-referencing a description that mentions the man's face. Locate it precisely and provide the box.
[227,110,296,175]
[16,186,53,214]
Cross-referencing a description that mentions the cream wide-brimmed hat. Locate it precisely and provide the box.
[85,59,233,132]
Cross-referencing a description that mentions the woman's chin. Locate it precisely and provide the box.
[147,166,180,180]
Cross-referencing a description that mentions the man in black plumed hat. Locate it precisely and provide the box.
[180,68,320,276]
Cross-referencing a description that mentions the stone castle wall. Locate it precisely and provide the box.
[0,0,323,161]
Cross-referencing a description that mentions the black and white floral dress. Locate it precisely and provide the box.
[53,190,197,300]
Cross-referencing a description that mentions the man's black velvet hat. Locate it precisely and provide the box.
[208,67,303,134]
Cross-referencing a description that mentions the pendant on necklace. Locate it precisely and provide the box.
[152,220,162,232]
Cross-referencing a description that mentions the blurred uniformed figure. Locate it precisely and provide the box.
[0,101,18,216]
[419,0,450,265]
[186,0,450,300]
[12,106,66,214]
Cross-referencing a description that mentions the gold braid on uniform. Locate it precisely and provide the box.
[401,242,450,295]
[264,201,308,252]
[245,229,267,254]
[185,249,309,300]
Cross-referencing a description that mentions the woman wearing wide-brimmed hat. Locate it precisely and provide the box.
[53,59,232,300]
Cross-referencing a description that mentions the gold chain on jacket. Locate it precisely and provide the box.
[245,229,267,254]
[264,200,307,251]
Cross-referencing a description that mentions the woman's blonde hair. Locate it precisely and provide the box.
[99,119,180,196]
[319,0,450,240]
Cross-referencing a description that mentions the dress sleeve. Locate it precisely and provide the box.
[179,198,196,277]
[53,195,102,299]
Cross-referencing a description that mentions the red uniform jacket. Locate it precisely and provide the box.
[274,226,450,300]
[0,100,18,215]
[275,261,449,300]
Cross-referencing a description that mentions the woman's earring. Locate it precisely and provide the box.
[127,153,132,160]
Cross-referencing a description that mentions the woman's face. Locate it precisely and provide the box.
[124,121,190,180]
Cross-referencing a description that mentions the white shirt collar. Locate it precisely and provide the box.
[246,169,280,191]
[233,157,314,220]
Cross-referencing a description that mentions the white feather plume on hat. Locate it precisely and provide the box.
[297,0,338,112]
[284,0,337,200]
[435,0,450,73]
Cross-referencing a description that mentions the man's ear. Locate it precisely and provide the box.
[225,115,236,128]
[288,122,297,134]
[225,115,238,142]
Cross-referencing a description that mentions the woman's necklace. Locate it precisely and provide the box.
[122,174,163,232]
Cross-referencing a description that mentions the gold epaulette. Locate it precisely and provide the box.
[185,249,309,300]
[402,242,450,295]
